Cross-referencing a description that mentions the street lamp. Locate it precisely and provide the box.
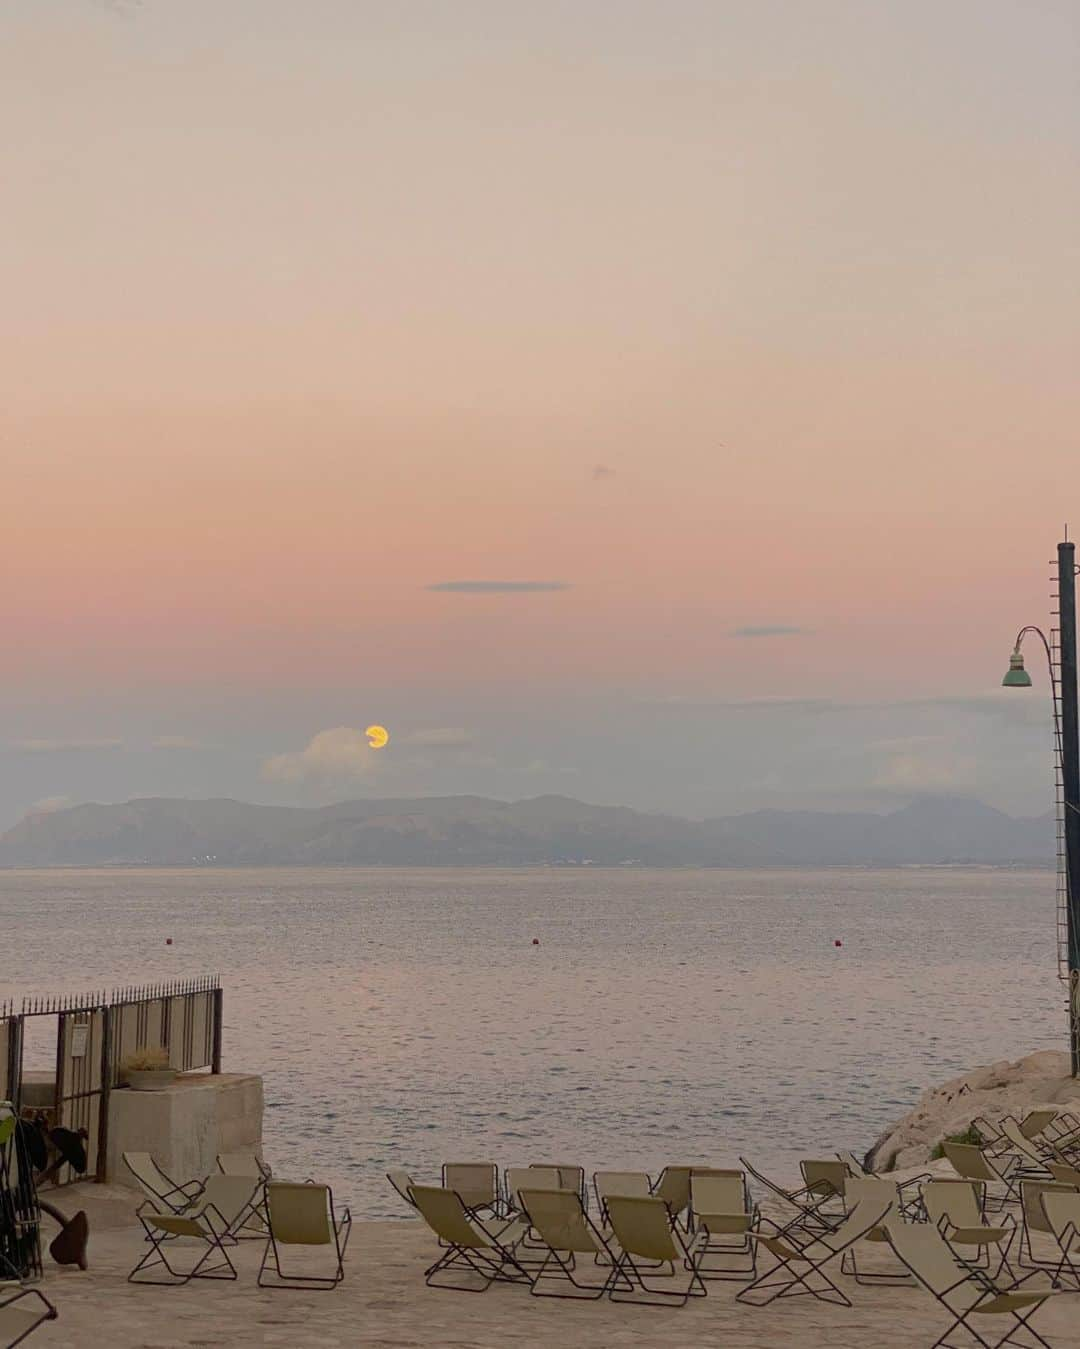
[1002,540,1080,1076]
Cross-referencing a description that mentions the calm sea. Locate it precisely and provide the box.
[0,867,1063,1216]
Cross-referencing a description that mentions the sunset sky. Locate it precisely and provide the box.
[2,0,1078,829]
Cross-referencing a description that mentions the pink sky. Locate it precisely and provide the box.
[1,1,1077,824]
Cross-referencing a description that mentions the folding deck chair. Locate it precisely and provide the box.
[837,1149,930,1219]
[128,1196,242,1287]
[257,1181,351,1289]
[517,1187,625,1300]
[1016,1181,1079,1279]
[687,1168,758,1281]
[837,1176,908,1285]
[998,1119,1058,1173]
[409,1184,530,1292]
[944,1143,1033,1211]
[604,1194,706,1307]
[736,1195,892,1308]
[885,1218,1058,1349]
[441,1163,502,1220]
[1039,1188,1080,1291]
[592,1170,651,1225]
[739,1156,846,1237]
[651,1167,698,1232]
[529,1164,588,1210]
[922,1179,1017,1277]
[974,1112,1059,1161]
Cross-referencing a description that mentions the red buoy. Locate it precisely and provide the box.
[834,939,842,948]
[166,938,173,946]
[532,938,540,946]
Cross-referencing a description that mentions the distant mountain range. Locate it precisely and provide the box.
[0,794,1055,867]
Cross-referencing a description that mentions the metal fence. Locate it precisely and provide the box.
[1,976,222,1184]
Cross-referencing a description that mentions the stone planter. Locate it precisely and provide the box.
[125,1068,178,1092]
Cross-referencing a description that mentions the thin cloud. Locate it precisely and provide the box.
[262,727,379,784]
[12,737,123,753]
[592,464,615,480]
[151,736,203,750]
[426,580,570,593]
[731,625,807,638]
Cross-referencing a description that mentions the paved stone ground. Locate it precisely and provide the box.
[21,1184,1080,1347]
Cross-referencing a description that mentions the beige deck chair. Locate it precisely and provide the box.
[1047,1159,1080,1187]
[837,1150,929,1220]
[688,1169,758,1281]
[386,1168,418,1211]
[1017,1180,1078,1276]
[922,1179,1015,1274]
[518,1188,623,1300]
[885,1219,1058,1348]
[1000,1118,1056,1173]
[605,1194,706,1306]
[217,1152,271,1180]
[944,1142,1026,1210]
[652,1167,699,1231]
[123,1151,203,1215]
[838,1175,907,1285]
[257,1181,351,1289]
[0,1282,57,1345]
[530,1163,587,1209]
[593,1170,650,1224]
[409,1184,529,1292]
[801,1159,849,1205]
[975,1110,1059,1159]
[1040,1188,1080,1291]
[129,1196,243,1286]
[442,1163,501,1219]
[505,1167,562,1213]
[738,1194,893,1308]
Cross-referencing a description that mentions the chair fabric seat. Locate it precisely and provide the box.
[949,1225,1010,1245]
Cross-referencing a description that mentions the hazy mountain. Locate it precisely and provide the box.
[0,794,1054,867]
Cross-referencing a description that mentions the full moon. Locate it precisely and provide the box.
[365,724,389,750]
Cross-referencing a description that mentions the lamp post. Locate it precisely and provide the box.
[1002,539,1080,1076]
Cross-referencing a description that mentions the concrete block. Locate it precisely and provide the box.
[107,1072,263,1187]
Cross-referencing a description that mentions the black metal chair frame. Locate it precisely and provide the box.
[257,1187,352,1290]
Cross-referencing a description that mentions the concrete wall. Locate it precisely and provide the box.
[107,1072,263,1187]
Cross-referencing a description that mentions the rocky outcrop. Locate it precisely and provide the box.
[868,1050,1080,1172]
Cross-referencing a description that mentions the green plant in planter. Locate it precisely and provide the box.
[930,1123,983,1161]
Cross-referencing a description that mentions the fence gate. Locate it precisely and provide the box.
[0,1003,22,1107]
[55,1007,107,1185]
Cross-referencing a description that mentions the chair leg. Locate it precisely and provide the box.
[737,1252,852,1309]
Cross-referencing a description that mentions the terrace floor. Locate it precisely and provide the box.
[23,1183,1080,1347]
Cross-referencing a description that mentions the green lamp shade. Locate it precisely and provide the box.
[1002,651,1032,687]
